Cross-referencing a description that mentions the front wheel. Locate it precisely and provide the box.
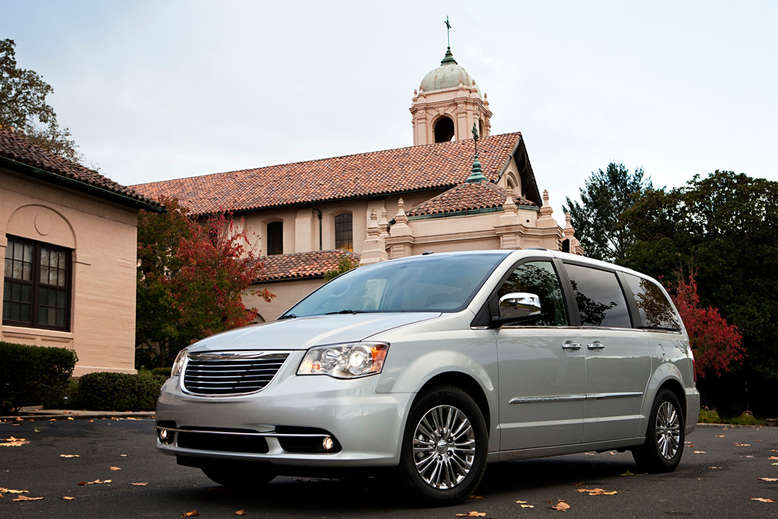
[632,389,685,472]
[398,386,488,505]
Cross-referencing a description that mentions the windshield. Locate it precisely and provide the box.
[284,252,508,318]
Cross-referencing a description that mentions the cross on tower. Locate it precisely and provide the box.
[444,16,452,48]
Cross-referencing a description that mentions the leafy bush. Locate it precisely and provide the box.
[0,341,77,413]
[72,372,165,411]
[729,411,763,426]
[698,408,721,423]
[152,367,172,378]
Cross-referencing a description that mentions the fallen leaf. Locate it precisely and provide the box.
[0,488,28,494]
[59,454,80,458]
[120,453,128,457]
[67,417,74,421]
[109,466,121,471]
[89,419,94,423]
[520,504,535,509]
[577,488,618,496]
[455,512,487,517]
[769,456,778,460]
[620,470,635,477]
[716,434,726,438]
[33,427,40,433]
[469,495,484,500]
[608,451,616,456]
[551,500,571,511]
[78,479,112,486]
[130,482,148,486]
[63,496,76,501]
[693,450,707,454]
[584,451,596,456]
[759,478,778,482]
[772,463,778,466]
[771,449,778,453]
[49,418,56,422]
[0,436,30,447]
[709,466,722,470]
[12,495,44,502]
[235,511,247,516]
[182,511,200,518]
[751,497,775,503]
[745,455,755,458]
[736,442,752,447]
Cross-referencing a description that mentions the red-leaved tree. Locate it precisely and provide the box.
[136,198,273,367]
[671,272,744,379]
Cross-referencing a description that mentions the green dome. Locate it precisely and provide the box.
[419,48,480,95]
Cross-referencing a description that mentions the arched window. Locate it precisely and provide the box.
[266,221,283,255]
[433,116,455,143]
[334,213,353,251]
[479,118,484,138]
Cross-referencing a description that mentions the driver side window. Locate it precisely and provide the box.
[497,261,568,326]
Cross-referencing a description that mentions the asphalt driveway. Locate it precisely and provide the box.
[1,418,776,518]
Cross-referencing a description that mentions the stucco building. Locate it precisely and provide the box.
[1,129,162,375]
[134,45,581,321]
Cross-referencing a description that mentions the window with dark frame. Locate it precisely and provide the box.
[3,235,71,330]
[266,221,283,255]
[334,213,353,251]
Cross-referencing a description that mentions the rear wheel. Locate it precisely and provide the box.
[201,462,277,490]
[632,389,685,472]
[398,386,488,505]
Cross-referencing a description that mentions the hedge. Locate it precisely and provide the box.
[0,341,78,414]
[72,372,166,411]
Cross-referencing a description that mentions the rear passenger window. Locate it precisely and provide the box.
[624,274,681,331]
[565,264,631,328]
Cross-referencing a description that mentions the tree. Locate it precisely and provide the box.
[323,255,359,281]
[670,272,743,379]
[0,39,79,161]
[622,171,778,415]
[563,163,653,262]
[136,198,273,367]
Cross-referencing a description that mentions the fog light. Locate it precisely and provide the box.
[158,427,174,444]
[322,436,334,451]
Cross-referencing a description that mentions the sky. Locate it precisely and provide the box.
[2,0,777,216]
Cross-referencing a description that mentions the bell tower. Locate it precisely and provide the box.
[410,19,492,146]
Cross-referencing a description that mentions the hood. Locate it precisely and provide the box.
[187,312,441,352]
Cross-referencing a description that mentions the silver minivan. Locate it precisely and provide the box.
[156,250,700,504]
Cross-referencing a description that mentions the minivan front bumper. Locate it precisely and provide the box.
[155,363,413,468]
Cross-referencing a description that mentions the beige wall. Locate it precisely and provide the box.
[242,278,324,322]
[238,191,442,257]
[0,168,139,376]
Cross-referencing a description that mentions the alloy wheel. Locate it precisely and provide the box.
[412,404,476,490]
[655,400,681,459]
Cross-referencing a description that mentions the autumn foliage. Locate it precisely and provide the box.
[670,272,743,379]
[136,198,272,367]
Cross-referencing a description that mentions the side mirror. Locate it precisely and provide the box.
[496,292,542,324]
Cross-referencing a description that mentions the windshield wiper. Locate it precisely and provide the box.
[277,314,297,320]
[324,309,365,315]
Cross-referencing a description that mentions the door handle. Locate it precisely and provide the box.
[562,341,582,351]
[587,341,605,350]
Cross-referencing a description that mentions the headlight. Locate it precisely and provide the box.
[171,348,189,377]
[297,342,389,378]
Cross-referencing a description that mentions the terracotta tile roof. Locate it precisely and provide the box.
[256,249,360,282]
[131,132,524,214]
[407,181,536,217]
[0,128,162,212]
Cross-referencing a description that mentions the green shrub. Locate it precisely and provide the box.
[73,372,165,411]
[0,341,77,414]
[152,367,172,378]
[729,411,764,426]
[698,408,721,423]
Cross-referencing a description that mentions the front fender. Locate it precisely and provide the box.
[377,347,499,453]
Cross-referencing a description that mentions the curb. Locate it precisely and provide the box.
[1,410,155,420]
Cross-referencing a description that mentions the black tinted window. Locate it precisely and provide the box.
[624,274,681,331]
[497,261,568,326]
[565,264,631,327]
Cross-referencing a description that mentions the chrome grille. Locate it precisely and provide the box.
[182,351,288,395]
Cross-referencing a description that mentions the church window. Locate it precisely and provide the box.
[335,213,353,251]
[433,116,455,143]
[266,221,283,255]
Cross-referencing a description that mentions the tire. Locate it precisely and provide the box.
[201,462,276,490]
[632,389,685,473]
[398,385,489,505]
